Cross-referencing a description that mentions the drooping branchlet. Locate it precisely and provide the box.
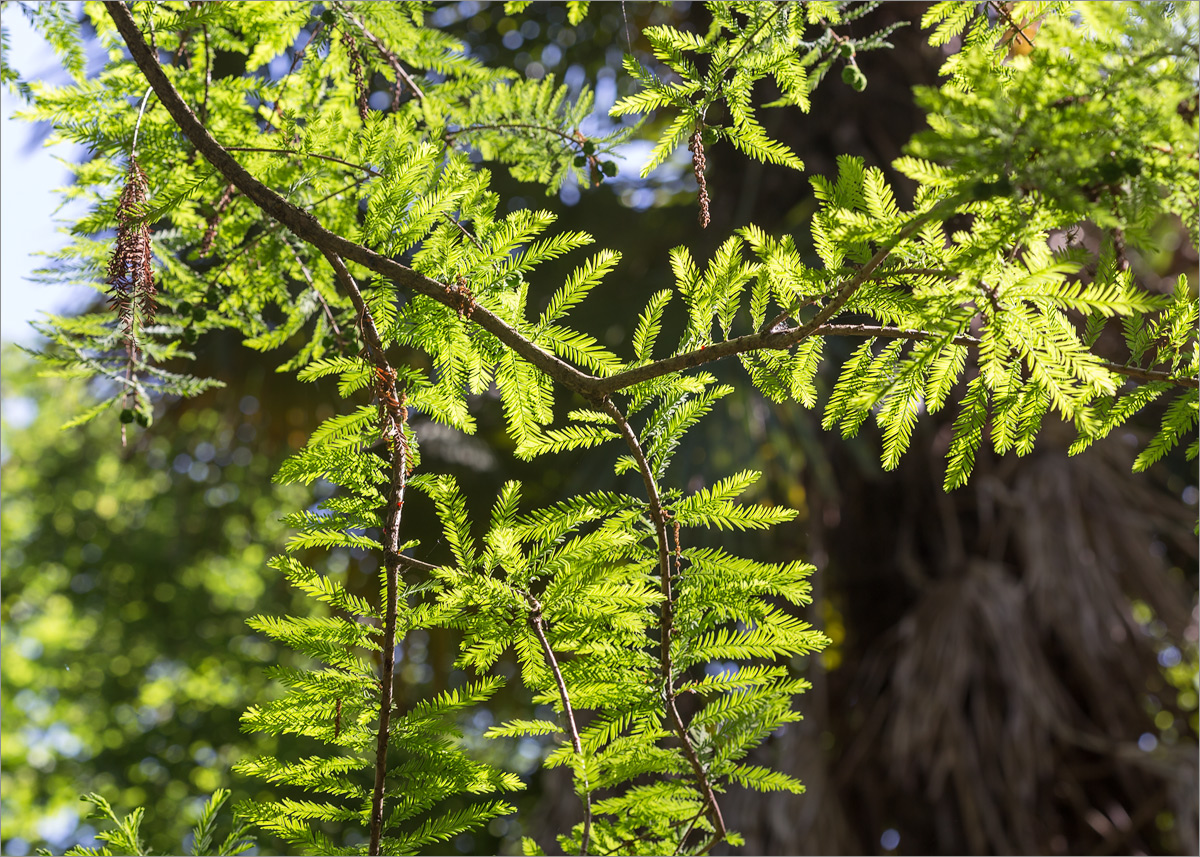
[342,29,369,122]
[688,129,710,228]
[107,157,157,351]
[106,156,158,444]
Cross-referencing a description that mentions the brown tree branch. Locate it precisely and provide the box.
[598,396,727,851]
[106,0,1200,422]
[592,315,969,394]
[100,8,1199,856]
[322,250,409,856]
[104,0,601,402]
[759,200,959,337]
[1104,362,1199,389]
[988,0,1037,49]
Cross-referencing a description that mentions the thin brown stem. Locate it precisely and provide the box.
[443,212,486,253]
[525,598,592,855]
[223,146,380,176]
[816,323,980,347]
[99,9,1200,855]
[672,804,707,856]
[322,251,409,857]
[171,27,192,67]
[210,222,279,289]
[595,312,966,394]
[282,239,344,345]
[396,553,439,573]
[721,1,786,71]
[598,396,727,850]
[1111,227,1130,273]
[602,807,699,857]
[322,250,388,380]
[598,398,673,682]
[121,358,133,449]
[445,122,583,148]
[869,266,958,280]
[988,0,1037,49]
[339,4,426,106]
[263,21,325,132]
[103,4,1200,422]
[1105,362,1199,389]
[759,199,958,336]
[209,178,369,287]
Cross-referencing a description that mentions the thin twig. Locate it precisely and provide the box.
[395,553,439,573]
[721,1,786,71]
[525,598,592,855]
[598,396,727,850]
[263,21,325,132]
[339,4,426,106]
[199,183,236,257]
[988,0,1036,49]
[673,805,707,856]
[282,238,344,345]
[869,266,959,280]
[311,176,373,206]
[210,221,281,288]
[171,28,191,66]
[200,25,211,125]
[445,121,584,148]
[131,87,154,159]
[322,250,409,857]
[110,8,1200,412]
[211,176,369,289]
[101,11,1200,419]
[816,323,979,347]
[597,309,964,395]
[602,811,699,857]
[759,199,959,336]
[442,212,486,253]
[1105,362,1199,389]
[223,146,381,176]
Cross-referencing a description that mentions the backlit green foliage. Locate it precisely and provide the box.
[7,1,1196,855]
[610,1,905,175]
[55,790,253,857]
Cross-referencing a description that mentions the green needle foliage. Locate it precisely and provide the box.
[52,790,252,857]
[5,1,1196,855]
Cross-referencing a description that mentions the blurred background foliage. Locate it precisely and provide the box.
[2,2,1197,855]
[1,344,311,854]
